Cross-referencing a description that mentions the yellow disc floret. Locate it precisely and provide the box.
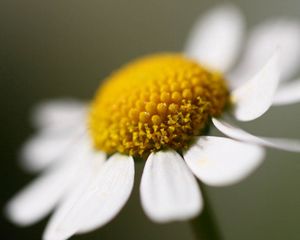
[89,53,229,157]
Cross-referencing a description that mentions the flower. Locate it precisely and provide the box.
[6,3,300,240]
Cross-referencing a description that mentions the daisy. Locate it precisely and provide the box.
[6,3,300,240]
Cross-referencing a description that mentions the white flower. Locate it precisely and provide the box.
[6,3,300,240]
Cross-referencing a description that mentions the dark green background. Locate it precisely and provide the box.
[1,0,300,239]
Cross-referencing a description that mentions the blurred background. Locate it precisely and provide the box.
[1,0,300,239]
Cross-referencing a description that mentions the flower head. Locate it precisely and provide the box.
[89,54,229,156]
[6,3,300,240]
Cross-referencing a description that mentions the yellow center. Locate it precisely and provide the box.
[89,53,229,157]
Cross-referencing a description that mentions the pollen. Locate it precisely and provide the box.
[88,53,229,157]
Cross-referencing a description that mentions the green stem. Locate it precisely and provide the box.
[190,181,222,240]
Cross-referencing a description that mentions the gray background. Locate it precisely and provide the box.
[1,0,300,239]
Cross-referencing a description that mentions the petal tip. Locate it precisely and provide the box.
[232,51,280,121]
[4,200,32,227]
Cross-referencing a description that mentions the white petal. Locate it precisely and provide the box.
[184,3,244,72]
[44,180,90,240]
[140,150,202,223]
[184,136,265,186]
[232,51,280,121]
[44,154,134,240]
[43,151,105,240]
[230,19,300,86]
[20,127,85,172]
[31,99,88,132]
[212,118,300,152]
[273,79,300,105]
[5,140,93,226]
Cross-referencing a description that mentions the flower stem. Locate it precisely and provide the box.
[190,181,222,240]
